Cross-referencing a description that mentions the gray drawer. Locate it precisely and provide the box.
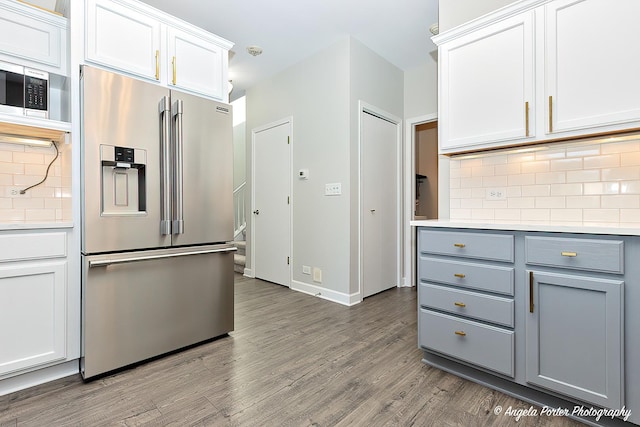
[419,308,514,377]
[419,283,514,327]
[418,229,514,262]
[525,236,624,274]
[419,256,514,296]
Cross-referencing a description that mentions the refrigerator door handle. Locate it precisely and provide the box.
[88,245,237,268]
[159,96,172,235]
[172,99,185,235]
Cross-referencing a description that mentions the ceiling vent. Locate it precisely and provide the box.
[246,46,263,57]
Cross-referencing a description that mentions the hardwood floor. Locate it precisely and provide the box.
[0,275,582,426]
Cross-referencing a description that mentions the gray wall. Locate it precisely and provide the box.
[245,36,404,301]
[439,0,516,32]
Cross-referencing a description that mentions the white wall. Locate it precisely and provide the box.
[439,0,516,32]
[404,61,438,120]
[245,37,351,299]
[231,96,246,190]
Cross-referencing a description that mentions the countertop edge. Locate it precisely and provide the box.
[410,219,640,236]
[0,222,75,231]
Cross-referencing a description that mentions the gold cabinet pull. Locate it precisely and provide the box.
[172,56,177,85]
[561,251,577,257]
[453,243,465,248]
[155,50,160,80]
[454,273,466,279]
[548,95,553,133]
[454,330,466,337]
[525,101,530,137]
[454,302,466,308]
[529,271,534,313]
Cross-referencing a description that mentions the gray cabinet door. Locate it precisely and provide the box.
[526,270,624,409]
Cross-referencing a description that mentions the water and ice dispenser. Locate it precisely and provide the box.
[100,145,147,215]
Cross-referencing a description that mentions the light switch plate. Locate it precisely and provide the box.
[325,183,341,196]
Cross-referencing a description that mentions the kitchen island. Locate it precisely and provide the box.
[413,220,640,426]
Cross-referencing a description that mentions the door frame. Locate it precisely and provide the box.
[358,101,402,298]
[249,117,293,285]
[404,113,441,287]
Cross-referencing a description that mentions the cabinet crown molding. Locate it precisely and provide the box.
[0,0,68,28]
[432,0,549,46]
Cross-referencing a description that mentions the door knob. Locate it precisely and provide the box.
[253,209,260,215]
[370,209,376,213]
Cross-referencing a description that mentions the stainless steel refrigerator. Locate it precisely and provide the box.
[80,65,235,379]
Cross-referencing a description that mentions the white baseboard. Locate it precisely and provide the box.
[0,360,78,397]
[243,268,254,278]
[291,280,361,306]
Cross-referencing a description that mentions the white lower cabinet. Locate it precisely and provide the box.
[418,227,636,425]
[0,260,67,376]
[0,230,70,380]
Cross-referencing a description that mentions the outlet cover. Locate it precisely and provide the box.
[324,183,342,196]
[312,267,322,283]
[5,187,28,198]
[486,187,507,201]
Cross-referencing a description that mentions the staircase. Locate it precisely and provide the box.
[233,240,246,274]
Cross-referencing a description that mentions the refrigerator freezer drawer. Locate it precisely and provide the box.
[81,244,235,379]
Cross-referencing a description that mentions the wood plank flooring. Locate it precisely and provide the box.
[0,275,582,426]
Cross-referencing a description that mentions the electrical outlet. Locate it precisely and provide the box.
[486,188,506,201]
[5,187,28,198]
[324,183,341,196]
[302,265,311,275]
[312,267,322,283]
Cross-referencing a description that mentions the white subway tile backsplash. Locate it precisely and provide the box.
[25,209,56,221]
[521,185,550,197]
[0,152,11,162]
[448,134,640,226]
[0,198,11,209]
[13,198,44,209]
[0,209,25,221]
[0,162,24,174]
[584,154,620,169]
[535,196,565,209]
[602,167,640,181]
[536,172,566,184]
[0,174,12,185]
[601,195,640,209]
[12,152,44,164]
[566,169,600,183]
[550,183,583,196]
[566,195,601,209]
[508,174,536,186]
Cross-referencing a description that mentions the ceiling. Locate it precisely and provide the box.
[139,0,439,101]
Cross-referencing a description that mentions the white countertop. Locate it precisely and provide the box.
[0,221,74,231]
[410,219,640,236]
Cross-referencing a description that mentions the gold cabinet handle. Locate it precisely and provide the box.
[525,101,530,137]
[454,273,466,279]
[548,95,553,133]
[155,50,160,80]
[453,243,465,248]
[561,251,577,257]
[455,330,466,337]
[454,302,466,308]
[172,56,177,85]
[529,271,534,313]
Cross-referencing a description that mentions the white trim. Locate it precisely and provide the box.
[291,280,361,307]
[358,101,403,297]
[0,360,78,397]
[404,113,438,288]
[250,117,293,287]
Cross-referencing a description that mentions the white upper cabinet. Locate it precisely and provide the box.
[85,0,233,101]
[86,0,161,82]
[435,0,640,154]
[439,12,534,152]
[167,27,226,101]
[545,0,640,135]
[0,0,68,76]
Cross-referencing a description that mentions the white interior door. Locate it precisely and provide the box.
[362,110,399,298]
[252,120,291,287]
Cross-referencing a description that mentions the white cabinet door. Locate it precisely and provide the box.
[167,27,226,101]
[86,0,162,82]
[439,12,535,153]
[545,0,640,135]
[526,270,624,409]
[0,260,67,377]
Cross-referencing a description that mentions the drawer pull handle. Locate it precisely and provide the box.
[561,251,577,257]
[453,243,466,248]
[454,330,467,337]
[454,302,466,308]
[454,273,466,278]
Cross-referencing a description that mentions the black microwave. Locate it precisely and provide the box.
[0,60,49,118]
